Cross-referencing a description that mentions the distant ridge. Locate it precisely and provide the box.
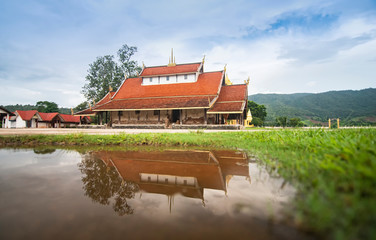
[249,88,376,126]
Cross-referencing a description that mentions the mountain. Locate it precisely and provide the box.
[249,88,376,126]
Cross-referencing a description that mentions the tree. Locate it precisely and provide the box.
[288,118,304,127]
[36,101,59,113]
[82,44,141,102]
[74,101,89,112]
[247,100,267,126]
[117,44,142,78]
[276,116,287,127]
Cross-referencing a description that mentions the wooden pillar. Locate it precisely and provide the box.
[99,113,103,125]
[158,110,160,123]
[181,109,183,125]
[204,109,207,125]
[105,111,108,124]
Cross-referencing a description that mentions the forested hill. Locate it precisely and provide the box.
[1,104,71,115]
[249,88,376,126]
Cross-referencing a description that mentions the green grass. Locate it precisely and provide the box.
[1,128,375,240]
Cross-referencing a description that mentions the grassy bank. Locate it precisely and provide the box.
[1,129,375,240]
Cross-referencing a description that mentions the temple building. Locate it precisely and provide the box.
[80,52,249,129]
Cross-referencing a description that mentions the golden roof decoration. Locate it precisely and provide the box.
[225,73,232,85]
[167,48,176,67]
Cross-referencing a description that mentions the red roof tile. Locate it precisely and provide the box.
[208,84,247,113]
[96,91,116,106]
[95,96,215,110]
[59,114,81,123]
[37,112,59,121]
[207,102,244,113]
[74,108,95,116]
[113,71,223,100]
[216,85,247,102]
[16,110,38,121]
[140,63,201,76]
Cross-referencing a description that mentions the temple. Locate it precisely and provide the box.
[78,51,249,129]
[90,149,250,208]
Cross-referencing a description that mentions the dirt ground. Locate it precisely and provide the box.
[0,128,240,135]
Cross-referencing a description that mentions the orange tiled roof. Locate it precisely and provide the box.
[96,91,116,106]
[37,112,59,121]
[16,110,38,121]
[208,102,245,113]
[74,108,95,116]
[208,84,247,113]
[59,114,81,123]
[140,63,201,76]
[113,71,223,100]
[95,96,216,111]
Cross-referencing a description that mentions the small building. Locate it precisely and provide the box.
[90,53,249,128]
[36,112,61,128]
[1,106,14,128]
[13,110,39,128]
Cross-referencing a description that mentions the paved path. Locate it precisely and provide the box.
[0,128,243,135]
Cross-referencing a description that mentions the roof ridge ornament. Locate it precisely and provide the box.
[224,64,227,73]
[202,55,205,64]
[167,48,176,67]
[225,73,232,85]
[244,76,250,86]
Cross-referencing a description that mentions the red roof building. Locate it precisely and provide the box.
[90,53,249,127]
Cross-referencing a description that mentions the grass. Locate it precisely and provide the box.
[1,128,375,240]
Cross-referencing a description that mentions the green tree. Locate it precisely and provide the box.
[36,101,59,113]
[247,100,267,126]
[117,44,142,78]
[276,116,287,127]
[74,101,89,112]
[82,44,141,102]
[288,118,304,127]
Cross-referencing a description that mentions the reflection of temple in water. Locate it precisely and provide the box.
[92,149,250,202]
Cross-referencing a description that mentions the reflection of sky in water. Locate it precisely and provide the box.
[0,148,307,240]
[0,149,80,169]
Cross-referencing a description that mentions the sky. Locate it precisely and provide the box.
[0,0,375,108]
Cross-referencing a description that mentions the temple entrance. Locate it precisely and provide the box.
[172,110,180,123]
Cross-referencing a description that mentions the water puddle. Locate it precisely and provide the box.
[0,147,310,240]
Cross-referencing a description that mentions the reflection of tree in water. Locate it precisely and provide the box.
[78,153,139,215]
[33,148,56,154]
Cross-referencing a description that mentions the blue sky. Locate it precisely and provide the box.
[1,0,375,107]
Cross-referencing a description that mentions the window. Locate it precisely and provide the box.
[149,77,152,82]
[166,76,169,81]
[184,74,187,79]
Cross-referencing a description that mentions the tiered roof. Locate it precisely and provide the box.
[95,71,224,111]
[207,84,248,114]
[91,58,248,114]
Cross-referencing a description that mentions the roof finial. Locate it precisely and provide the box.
[71,108,73,115]
[224,64,227,72]
[109,85,113,92]
[202,55,206,64]
[167,48,176,67]
[225,73,232,85]
[124,73,127,80]
[244,76,250,86]
[142,61,145,69]
[89,102,92,110]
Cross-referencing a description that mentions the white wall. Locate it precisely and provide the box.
[15,116,26,128]
[142,73,196,85]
